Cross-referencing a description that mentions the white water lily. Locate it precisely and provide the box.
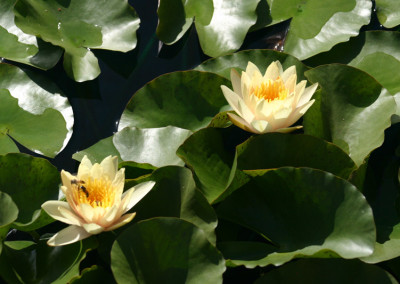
[221,61,318,134]
[42,155,155,246]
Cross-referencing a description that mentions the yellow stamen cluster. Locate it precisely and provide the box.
[252,77,288,102]
[73,178,115,208]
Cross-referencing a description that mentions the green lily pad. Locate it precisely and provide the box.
[0,153,60,230]
[306,31,400,96]
[375,0,400,28]
[111,217,225,284]
[132,166,218,245]
[0,191,18,228]
[73,126,191,168]
[237,133,357,179]
[0,238,96,284]
[273,0,372,60]
[0,63,73,157]
[70,265,115,284]
[14,0,140,82]
[119,71,230,131]
[254,259,397,283]
[217,167,376,267]
[0,0,62,69]
[157,0,259,57]
[196,49,309,80]
[303,64,395,166]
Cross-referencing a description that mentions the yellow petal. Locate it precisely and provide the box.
[231,68,242,95]
[264,61,281,81]
[121,181,155,214]
[100,155,118,180]
[77,155,92,180]
[228,113,260,134]
[47,225,91,246]
[281,65,296,82]
[82,223,105,234]
[112,168,125,202]
[105,212,136,232]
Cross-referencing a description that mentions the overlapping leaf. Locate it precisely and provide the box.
[0,0,62,69]
[0,63,73,157]
[303,64,396,166]
[73,126,191,168]
[375,0,400,28]
[217,167,376,267]
[14,0,140,81]
[111,217,225,284]
[157,0,260,57]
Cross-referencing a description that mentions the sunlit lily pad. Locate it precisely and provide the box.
[111,217,225,284]
[0,63,73,157]
[157,0,259,57]
[217,167,376,267]
[73,126,191,168]
[119,71,230,131]
[14,0,140,81]
[196,49,309,80]
[375,0,400,28]
[303,64,395,166]
[0,0,62,69]
[0,153,59,230]
[0,191,18,229]
[272,0,372,59]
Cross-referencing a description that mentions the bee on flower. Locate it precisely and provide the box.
[42,155,155,246]
[221,60,318,134]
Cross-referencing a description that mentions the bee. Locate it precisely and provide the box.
[71,179,89,198]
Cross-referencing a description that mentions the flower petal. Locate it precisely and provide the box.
[42,201,81,226]
[82,223,105,234]
[112,168,125,202]
[228,113,260,134]
[105,213,136,232]
[231,68,242,95]
[264,61,282,81]
[245,61,262,80]
[61,170,74,189]
[99,204,120,227]
[281,65,296,82]
[89,163,103,180]
[275,125,303,133]
[284,74,297,94]
[250,120,271,133]
[100,155,118,181]
[77,155,92,180]
[221,85,243,115]
[79,203,95,223]
[286,99,315,127]
[121,181,155,213]
[297,83,318,107]
[47,225,91,246]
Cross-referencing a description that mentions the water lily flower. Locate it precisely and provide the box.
[42,155,155,246]
[221,61,318,134]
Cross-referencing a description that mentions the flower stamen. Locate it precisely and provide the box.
[252,77,288,102]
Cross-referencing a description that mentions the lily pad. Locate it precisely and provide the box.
[217,167,376,267]
[119,71,230,131]
[0,63,73,157]
[303,64,396,166]
[157,0,259,57]
[0,153,60,230]
[0,191,18,228]
[254,259,397,283]
[196,49,309,80]
[375,0,400,28]
[274,0,372,60]
[73,126,191,168]
[0,0,62,69]
[111,217,225,284]
[14,0,140,81]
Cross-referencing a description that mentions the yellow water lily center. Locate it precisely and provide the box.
[221,60,318,134]
[42,155,155,246]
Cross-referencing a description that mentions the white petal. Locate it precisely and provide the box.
[228,113,260,134]
[294,80,307,106]
[42,201,80,226]
[47,225,92,246]
[100,156,118,181]
[58,205,85,226]
[79,203,95,223]
[250,120,271,133]
[284,74,297,94]
[105,213,136,231]
[237,100,255,122]
[297,83,318,107]
[77,156,92,180]
[281,66,296,82]
[245,61,262,79]
[121,181,155,213]
[275,125,303,133]
[82,223,105,234]
[89,163,103,180]
[221,85,243,115]
[264,61,281,81]
[61,170,74,189]
[231,68,242,95]
[112,168,125,201]
[241,72,252,99]
[285,99,315,127]
[99,205,120,227]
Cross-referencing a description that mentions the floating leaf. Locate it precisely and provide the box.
[111,217,225,284]
[73,126,191,168]
[196,49,309,80]
[275,0,372,60]
[217,167,376,267]
[303,64,395,166]
[119,71,230,131]
[375,0,400,28]
[0,63,73,157]
[14,0,140,81]
[157,0,259,57]
[0,153,59,230]
[237,133,357,179]
[0,191,18,228]
[254,259,397,283]
[0,0,62,69]
[132,166,218,245]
